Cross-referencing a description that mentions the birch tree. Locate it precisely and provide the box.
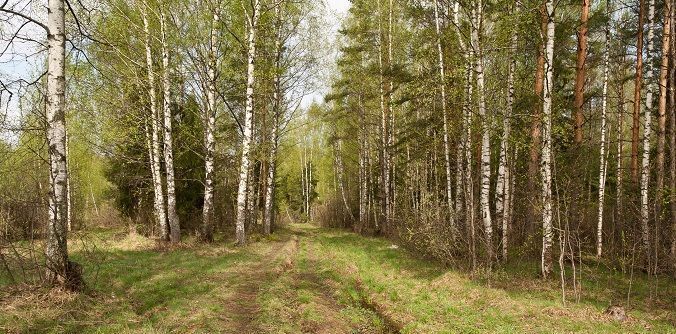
[640,0,657,257]
[235,0,262,245]
[541,0,556,278]
[470,0,493,263]
[140,0,168,240]
[161,8,180,243]
[264,2,283,236]
[44,0,74,287]
[497,2,518,260]
[596,0,611,257]
[433,0,456,238]
[201,7,219,242]
[376,0,392,233]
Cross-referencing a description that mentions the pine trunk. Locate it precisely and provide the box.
[573,0,590,145]
[656,0,672,227]
[632,0,645,183]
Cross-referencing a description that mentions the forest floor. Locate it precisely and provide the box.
[0,223,674,333]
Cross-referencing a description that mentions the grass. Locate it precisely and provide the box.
[298,224,675,333]
[1,231,264,333]
[1,224,674,333]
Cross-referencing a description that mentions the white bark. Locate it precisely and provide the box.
[161,9,180,243]
[597,6,611,257]
[388,0,396,221]
[464,55,476,271]
[334,138,353,221]
[377,0,391,232]
[358,95,368,230]
[308,145,313,219]
[497,10,518,259]
[45,0,70,283]
[434,0,457,237]
[640,0,657,254]
[471,0,493,262]
[541,0,556,278]
[264,3,282,235]
[616,51,626,226]
[141,0,168,240]
[202,9,219,242]
[263,115,278,235]
[235,0,261,245]
[453,1,466,226]
[65,127,72,232]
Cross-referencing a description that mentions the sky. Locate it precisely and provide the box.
[300,0,351,107]
[327,0,351,14]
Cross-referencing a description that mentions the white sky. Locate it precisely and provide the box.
[301,0,351,107]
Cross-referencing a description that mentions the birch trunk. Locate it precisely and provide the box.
[235,0,261,245]
[377,0,391,234]
[453,1,466,227]
[541,0,556,278]
[358,95,368,231]
[65,127,72,232]
[141,1,168,240]
[161,9,180,243]
[597,3,611,257]
[640,0,656,256]
[463,54,476,271]
[388,0,396,221]
[334,139,353,221]
[264,3,283,236]
[263,113,278,235]
[434,0,457,237]
[616,50,626,232]
[573,0,590,144]
[497,7,518,259]
[45,0,71,285]
[201,10,219,242]
[471,1,493,263]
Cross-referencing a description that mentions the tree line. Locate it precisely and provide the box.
[317,0,675,278]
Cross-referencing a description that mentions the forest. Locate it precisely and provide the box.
[0,0,675,332]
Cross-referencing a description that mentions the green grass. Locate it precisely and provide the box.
[295,224,675,333]
[1,224,674,333]
[1,232,265,333]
